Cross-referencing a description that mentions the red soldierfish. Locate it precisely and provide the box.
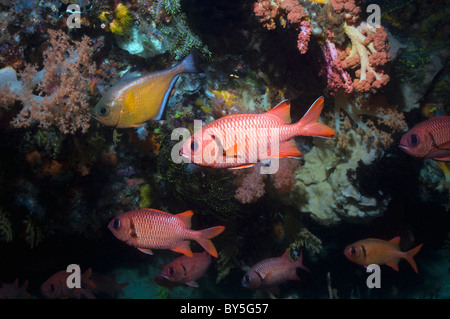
[344,237,423,273]
[41,268,96,299]
[180,97,334,169]
[399,116,450,161]
[241,249,310,290]
[160,251,212,287]
[108,208,225,257]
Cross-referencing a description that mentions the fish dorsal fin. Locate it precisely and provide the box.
[390,236,401,249]
[171,241,193,257]
[176,210,194,228]
[124,90,136,114]
[278,140,303,158]
[281,249,291,260]
[265,100,291,124]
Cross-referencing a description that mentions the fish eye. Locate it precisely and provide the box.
[97,106,109,117]
[112,218,121,230]
[169,267,174,276]
[350,246,356,255]
[191,141,198,152]
[244,275,251,283]
[409,134,419,147]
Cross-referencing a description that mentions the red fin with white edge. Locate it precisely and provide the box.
[228,163,255,170]
[171,241,193,257]
[296,97,335,138]
[176,210,193,228]
[278,140,302,158]
[137,248,154,255]
[265,100,292,124]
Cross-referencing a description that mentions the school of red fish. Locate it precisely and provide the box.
[101,94,448,292]
[35,54,450,296]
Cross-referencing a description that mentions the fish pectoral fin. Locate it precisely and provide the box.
[223,143,244,159]
[171,241,193,257]
[434,157,450,162]
[437,140,450,150]
[137,248,154,255]
[185,280,199,288]
[228,163,255,170]
[255,270,266,281]
[278,140,302,158]
[124,90,136,114]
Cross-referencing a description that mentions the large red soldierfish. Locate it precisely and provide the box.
[108,209,225,257]
[180,97,334,169]
[241,249,310,290]
[399,116,450,161]
[344,237,423,273]
[160,251,212,287]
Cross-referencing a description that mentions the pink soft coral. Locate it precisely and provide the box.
[4,30,97,134]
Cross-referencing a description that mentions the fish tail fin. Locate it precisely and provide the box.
[180,51,199,74]
[295,249,312,274]
[403,243,423,274]
[195,226,225,258]
[82,268,97,289]
[295,97,335,138]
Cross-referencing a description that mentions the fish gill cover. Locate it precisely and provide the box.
[0,0,448,302]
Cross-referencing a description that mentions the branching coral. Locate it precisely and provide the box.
[0,30,97,134]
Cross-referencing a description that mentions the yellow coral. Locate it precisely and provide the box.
[108,3,133,35]
[211,90,239,107]
[139,184,152,208]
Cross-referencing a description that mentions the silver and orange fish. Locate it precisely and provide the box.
[93,52,198,128]
[160,251,211,287]
[399,116,450,161]
[108,208,225,257]
[180,97,334,169]
[241,249,310,290]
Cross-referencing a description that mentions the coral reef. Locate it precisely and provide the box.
[252,0,392,95]
[0,0,448,301]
